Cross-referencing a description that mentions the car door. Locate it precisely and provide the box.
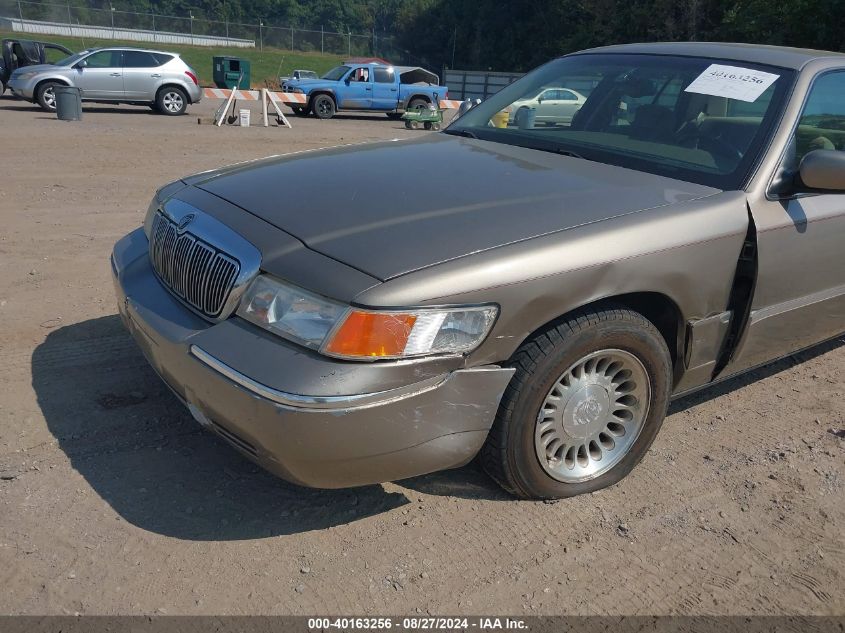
[371,66,397,110]
[557,89,584,124]
[535,89,560,122]
[339,66,372,110]
[123,50,170,100]
[728,69,845,373]
[75,49,124,100]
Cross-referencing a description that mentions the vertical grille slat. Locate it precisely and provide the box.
[148,212,241,319]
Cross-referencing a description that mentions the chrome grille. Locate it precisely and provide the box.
[149,212,240,318]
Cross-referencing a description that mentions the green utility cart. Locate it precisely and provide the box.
[401,105,444,130]
[212,56,251,89]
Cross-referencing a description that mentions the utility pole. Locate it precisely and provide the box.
[152,12,156,42]
[348,31,351,57]
[110,5,115,39]
[17,0,22,21]
[321,25,324,55]
[451,26,457,69]
[259,21,263,51]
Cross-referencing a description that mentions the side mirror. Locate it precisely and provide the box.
[75,59,87,69]
[799,149,845,192]
[537,95,544,103]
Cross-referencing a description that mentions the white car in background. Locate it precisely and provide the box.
[509,87,586,126]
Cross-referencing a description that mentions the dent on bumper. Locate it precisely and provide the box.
[111,228,514,488]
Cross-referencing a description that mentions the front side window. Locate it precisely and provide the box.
[84,50,122,68]
[447,53,794,189]
[794,71,845,162]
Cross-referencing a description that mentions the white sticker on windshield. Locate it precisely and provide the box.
[684,64,779,102]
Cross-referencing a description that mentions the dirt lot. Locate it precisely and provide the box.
[0,97,842,617]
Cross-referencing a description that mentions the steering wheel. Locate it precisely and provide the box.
[675,125,744,162]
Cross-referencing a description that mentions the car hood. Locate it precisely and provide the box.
[11,63,56,76]
[188,134,719,281]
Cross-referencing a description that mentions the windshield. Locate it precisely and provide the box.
[322,65,351,81]
[53,51,89,67]
[446,53,794,189]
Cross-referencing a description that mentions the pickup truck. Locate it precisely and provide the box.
[280,62,447,120]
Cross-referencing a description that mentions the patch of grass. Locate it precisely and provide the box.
[0,30,344,88]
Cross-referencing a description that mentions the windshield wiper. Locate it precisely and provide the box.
[529,146,584,160]
[443,128,478,139]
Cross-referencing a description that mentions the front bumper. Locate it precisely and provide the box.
[111,228,514,488]
[7,76,35,100]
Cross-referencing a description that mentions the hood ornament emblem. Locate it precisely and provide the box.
[177,213,195,232]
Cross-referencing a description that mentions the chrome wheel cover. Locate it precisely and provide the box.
[534,349,650,483]
[162,91,184,113]
[44,86,56,109]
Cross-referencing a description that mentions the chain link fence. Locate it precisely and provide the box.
[0,0,407,60]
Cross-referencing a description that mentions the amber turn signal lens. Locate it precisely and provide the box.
[324,311,418,358]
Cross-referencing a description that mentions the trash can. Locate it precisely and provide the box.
[212,57,251,90]
[54,85,82,121]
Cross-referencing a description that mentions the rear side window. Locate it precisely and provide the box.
[124,51,172,68]
[374,67,394,83]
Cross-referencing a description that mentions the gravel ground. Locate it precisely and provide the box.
[0,97,842,616]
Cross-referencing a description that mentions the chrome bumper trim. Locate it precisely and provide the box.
[189,344,449,412]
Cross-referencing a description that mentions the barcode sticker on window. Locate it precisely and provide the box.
[684,64,779,103]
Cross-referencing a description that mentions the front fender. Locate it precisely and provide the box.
[354,191,749,378]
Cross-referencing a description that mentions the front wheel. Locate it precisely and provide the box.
[36,80,61,111]
[481,307,672,499]
[156,86,187,115]
[312,94,335,119]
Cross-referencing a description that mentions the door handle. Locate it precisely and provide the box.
[150,73,161,78]
[365,87,372,91]
[390,88,397,92]
[109,72,121,77]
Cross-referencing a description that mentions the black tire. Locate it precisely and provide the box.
[407,97,428,112]
[481,307,672,499]
[514,106,529,127]
[386,112,403,120]
[0,80,5,95]
[409,120,420,130]
[155,86,188,116]
[432,122,441,131]
[36,80,61,112]
[424,121,432,130]
[312,94,335,119]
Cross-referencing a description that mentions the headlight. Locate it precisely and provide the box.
[237,275,498,360]
[237,275,347,350]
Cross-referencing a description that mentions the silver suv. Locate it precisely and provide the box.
[8,46,202,115]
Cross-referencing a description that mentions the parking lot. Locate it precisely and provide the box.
[0,97,842,616]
